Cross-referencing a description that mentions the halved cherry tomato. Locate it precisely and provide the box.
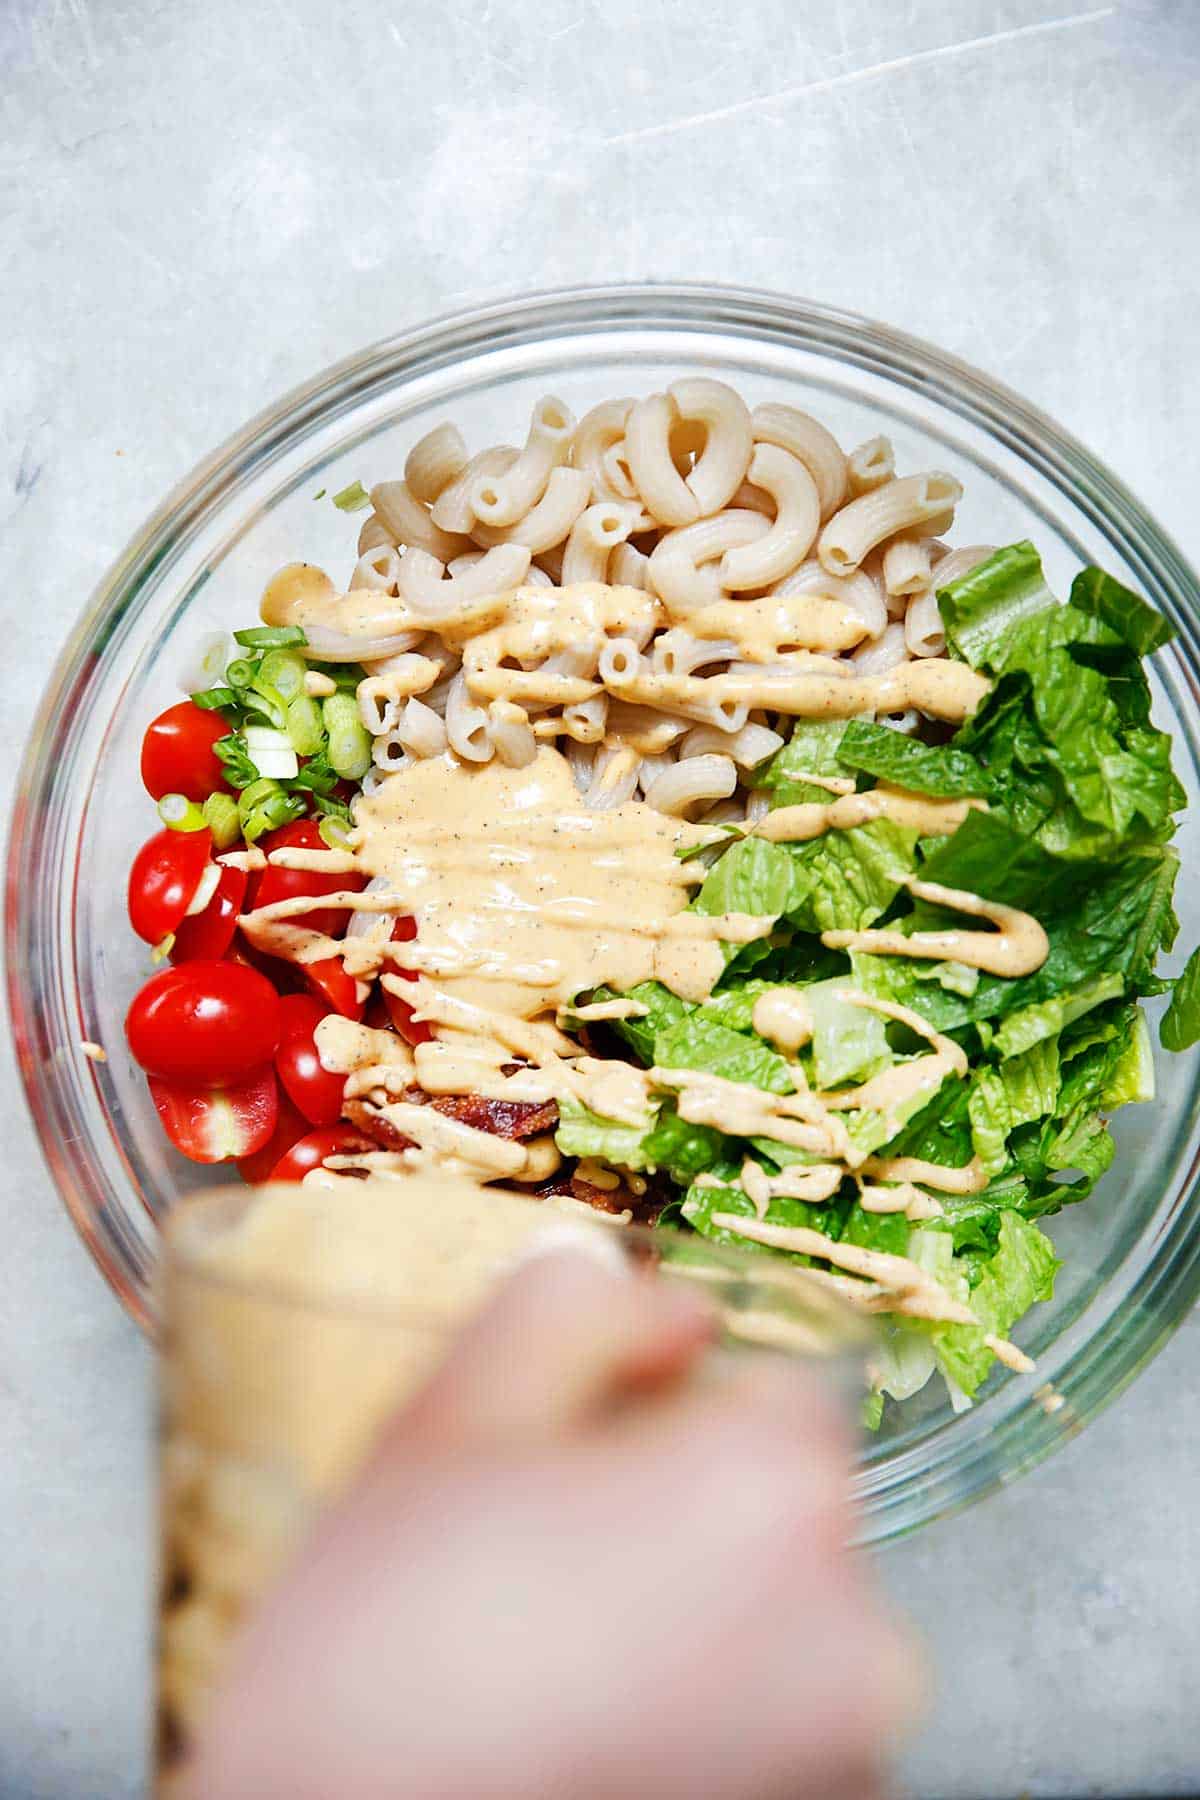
[236,1087,310,1184]
[303,956,364,1020]
[248,819,366,939]
[269,1125,375,1183]
[170,863,247,964]
[383,916,432,1045]
[128,827,213,946]
[149,1065,278,1163]
[126,960,282,1085]
[275,994,346,1126]
[140,701,229,802]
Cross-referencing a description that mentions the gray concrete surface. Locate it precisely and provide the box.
[2,1,1199,1794]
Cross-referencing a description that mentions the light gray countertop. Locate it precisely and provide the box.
[2,2,1199,1794]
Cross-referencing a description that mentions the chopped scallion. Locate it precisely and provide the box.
[322,693,372,780]
[233,625,309,649]
[318,813,354,850]
[285,694,325,756]
[258,648,308,701]
[332,480,371,512]
[157,793,208,832]
[202,791,241,851]
[226,658,256,689]
[191,686,238,712]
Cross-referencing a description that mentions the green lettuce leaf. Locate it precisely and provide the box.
[681,1177,846,1255]
[836,719,992,798]
[787,818,919,934]
[993,973,1124,1057]
[640,1106,733,1184]
[582,980,689,1064]
[877,1074,974,1169]
[693,836,796,924]
[1069,567,1176,656]
[1100,1008,1155,1108]
[690,981,786,1033]
[804,978,892,1090]
[968,1040,1061,1175]
[554,1097,657,1169]
[654,1015,794,1094]
[932,1213,1060,1397]
[1161,946,1200,1051]
[752,719,852,805]
[868,1320,938,1418]
[937,541,1059,669]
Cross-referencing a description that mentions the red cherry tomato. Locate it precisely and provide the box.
[126,960,282,1085]
[170,863,247,964]
[128,828,213,945]
[303,956,364,1020]
[148,1066,278,1163]
[236,1087,310,1184]
[274,994,347,1126]
[383,916,432,1045]
[268,1125,375,1183]
[225,932,306,994]
[248,819,366,938]
[140,701,229,802]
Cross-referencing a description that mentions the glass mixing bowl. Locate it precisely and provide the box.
[9,284,1200,1542]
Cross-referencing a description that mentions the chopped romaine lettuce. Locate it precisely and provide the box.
[787,818,919,934]
[751,718,852,804]
[930,1213,1060,1398]
[836,720,992,799]
[804,978,892,1090]
[653,1015,794,1094]
[1161,946,1200,1051]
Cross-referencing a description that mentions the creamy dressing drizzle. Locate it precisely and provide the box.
[752,786,979,844]
[824,876,1049,977]
[241,574,1044,1360]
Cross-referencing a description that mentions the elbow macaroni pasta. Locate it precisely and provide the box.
[302,380,988,830]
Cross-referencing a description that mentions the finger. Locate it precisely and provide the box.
[384,1248,717,1452]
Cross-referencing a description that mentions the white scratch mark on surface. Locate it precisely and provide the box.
[603,8,1117,147]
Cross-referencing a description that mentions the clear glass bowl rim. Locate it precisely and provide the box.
[9,279,1200,1544]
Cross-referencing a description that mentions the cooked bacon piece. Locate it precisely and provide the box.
[526,1168,671,1227]
[343,1089,558,1152]
[342,1099,413,1151]
[428,1093,558,1140]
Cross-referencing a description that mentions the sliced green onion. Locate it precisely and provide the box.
[233,625,308,650]
[157,793,208,832]
[332,480,371,513]
[319,813,354,850]
[243,674,289,732]
[313,488,326,501]
[191,686,239,712]
[202,791,241,851]
[237,779,304,844]
[178,632,231,695]
[322,693,372,780]
[226,658,257,689]
[244,725,299,781]
[285,694,325,756]
[214,734,259,789]
[258,648,308,701]
[291,749,339,796]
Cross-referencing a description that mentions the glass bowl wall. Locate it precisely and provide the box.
[9,284,1200,1541]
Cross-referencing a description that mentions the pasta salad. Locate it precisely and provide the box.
[121,381,1200,1421]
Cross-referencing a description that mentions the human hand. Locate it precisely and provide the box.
[195,1250,918,1799]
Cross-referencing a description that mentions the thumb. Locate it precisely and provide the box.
[382,1246,717,1452]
